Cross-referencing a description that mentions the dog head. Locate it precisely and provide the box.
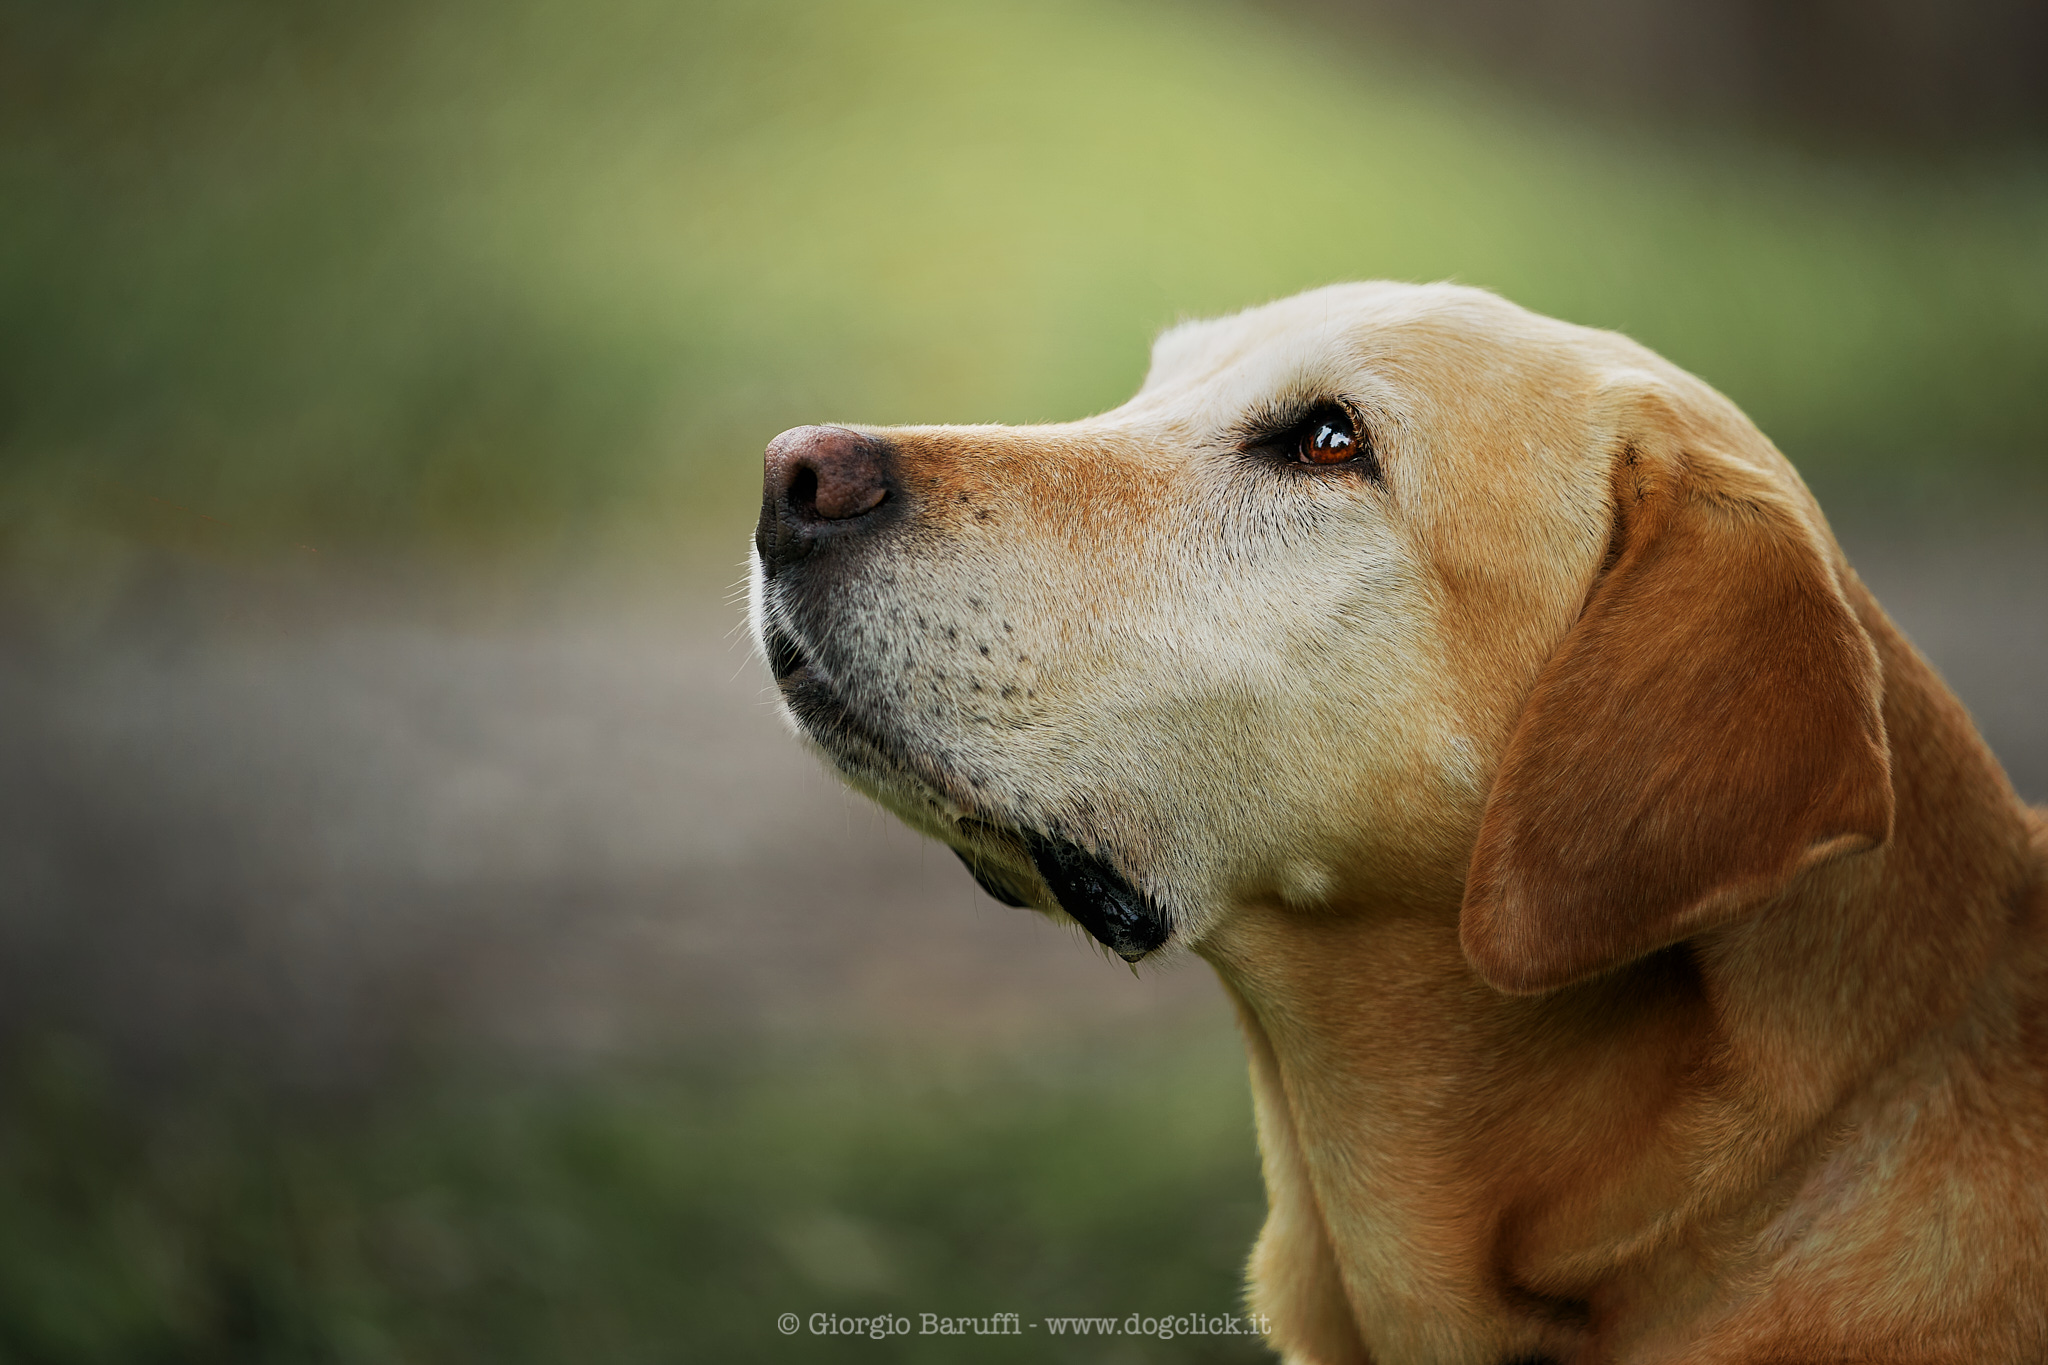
[749,282,1891,989]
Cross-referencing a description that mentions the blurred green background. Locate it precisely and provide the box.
[0,1034,1265,1363]
[0,0,2043,1360]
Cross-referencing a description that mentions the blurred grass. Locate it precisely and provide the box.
[0,1032,1265,1363]
[2,0,2044,570]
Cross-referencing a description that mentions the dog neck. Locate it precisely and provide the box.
[1199,578,2046,1364]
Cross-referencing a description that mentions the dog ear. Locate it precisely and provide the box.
[1459,378,1893,994]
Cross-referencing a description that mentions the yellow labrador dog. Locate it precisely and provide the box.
[748,283,2048,1363]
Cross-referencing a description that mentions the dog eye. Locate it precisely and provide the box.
[1300,408,1357,465]
[1286,404,1377,476]
[1239,400,1379,481]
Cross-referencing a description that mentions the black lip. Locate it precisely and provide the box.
[765,624,806,684]
[780,660,893,764]
[765,626,811,683]
[1020,829,1171,963]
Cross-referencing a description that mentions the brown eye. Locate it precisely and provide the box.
[1240,400,1380,482]
[1299,407,1357,465]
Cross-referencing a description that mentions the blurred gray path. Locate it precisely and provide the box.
[0,512,2039,1083]
[0,556,1219,1083]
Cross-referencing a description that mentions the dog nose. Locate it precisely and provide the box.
[767,425,890,521]
[757,425,894,576]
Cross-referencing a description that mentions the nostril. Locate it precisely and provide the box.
[787,463,820,520]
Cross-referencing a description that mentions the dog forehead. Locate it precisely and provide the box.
[1137,284,1400,401]
[1128,282,1577,425]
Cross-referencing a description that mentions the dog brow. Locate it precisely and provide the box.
[1229,383,1342,448]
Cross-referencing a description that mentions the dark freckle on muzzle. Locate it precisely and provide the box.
[1020,831,1171,963]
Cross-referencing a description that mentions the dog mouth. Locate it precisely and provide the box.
[764,623,1171,962]
[765,623,909,774]
[764,623,808,686]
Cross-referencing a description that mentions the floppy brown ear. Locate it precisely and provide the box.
[1460,381,1893,994]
